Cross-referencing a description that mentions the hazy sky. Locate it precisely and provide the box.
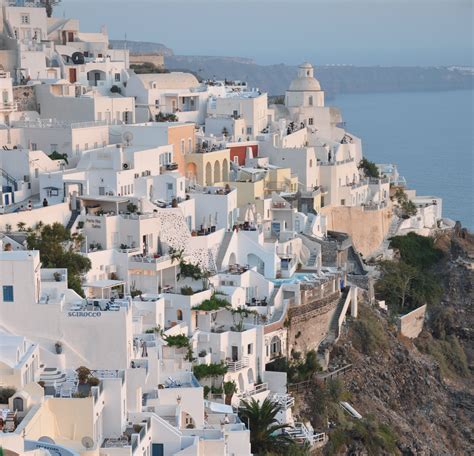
[56,0,473,66]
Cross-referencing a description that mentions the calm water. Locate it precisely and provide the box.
[333,90,474,230]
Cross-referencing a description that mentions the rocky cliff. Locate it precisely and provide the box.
[295,228,473,455]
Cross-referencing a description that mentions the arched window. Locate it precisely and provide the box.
[13,397,24,412]
[308,96,313,106]
[177,309,183,321]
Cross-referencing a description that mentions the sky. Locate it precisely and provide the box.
[56,0,473,66]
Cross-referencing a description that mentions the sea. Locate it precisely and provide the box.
[333,90,474,231]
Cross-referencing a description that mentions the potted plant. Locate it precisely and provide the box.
[76,366,91,384]
[53,272,62,282]
[55,341,63,354]
[223,380,237,405]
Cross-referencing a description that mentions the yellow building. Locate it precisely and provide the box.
[185,149,230,186]
[264,167,298,194]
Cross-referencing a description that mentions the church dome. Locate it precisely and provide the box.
[288,62,321,92]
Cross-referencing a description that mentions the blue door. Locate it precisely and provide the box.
[152,444,164,456]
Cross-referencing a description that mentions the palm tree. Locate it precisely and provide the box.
[17,221,26,232]
[238,397,293,455]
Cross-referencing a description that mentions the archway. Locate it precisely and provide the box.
[222,159,229,181]
[228,252,237,266]
[186,162,197,183]
[213,160,221,183]
[205,162,212,186]
[247,253,265,275]
[87,69,106,87]
[247,367,254,385]
[238,373,245,392]
[177,309,183,321]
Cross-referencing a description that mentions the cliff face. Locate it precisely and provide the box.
[296,229,473,455]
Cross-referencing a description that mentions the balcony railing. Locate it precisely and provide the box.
[238,382,268,399]
[226,356,249,372]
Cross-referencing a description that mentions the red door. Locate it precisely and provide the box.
[69,68,77,83]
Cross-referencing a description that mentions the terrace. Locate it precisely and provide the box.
[65,297,130,313]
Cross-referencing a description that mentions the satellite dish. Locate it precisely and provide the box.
[82,437,94,449]
[122,131,134,146]
[38,437,55,444]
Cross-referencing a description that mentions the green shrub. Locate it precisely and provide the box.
[193,295,229,311]
[180,286,194,295]
[389,233,443,270]
[165,334,190,349]
[193,362,228,380]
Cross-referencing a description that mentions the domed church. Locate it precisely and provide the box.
[285,62,325,109]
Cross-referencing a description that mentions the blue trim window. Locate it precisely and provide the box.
[3,285,14,302]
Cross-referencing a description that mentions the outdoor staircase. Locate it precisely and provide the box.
[1,167,18,191]
[318,289,349,352]
[66,210,80,231]
[307,252,318,267]
[215,231,234,272]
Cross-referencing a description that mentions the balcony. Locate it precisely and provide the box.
[226,357,249,372]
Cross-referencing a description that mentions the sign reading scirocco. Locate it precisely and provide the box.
[68,311,102,317]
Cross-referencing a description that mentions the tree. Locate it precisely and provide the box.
[238,398,293,455]
[358,158,379,179]
[48,151,69,164]
[394,188,417,218]
[376,260,417,312]
[26,223,91,297]
[38,0,61,18]
[223,380,237,405]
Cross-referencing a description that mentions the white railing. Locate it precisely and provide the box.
[237,382,268,399]
[226,356,249,372]
[272,393,295,410]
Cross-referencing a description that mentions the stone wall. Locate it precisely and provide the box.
[287,292,340,356]
[13,85,37,112]
[398,305,427,339]
[321,205,392,257]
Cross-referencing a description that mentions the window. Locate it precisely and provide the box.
[50,144,58,153]
[155,100,160,107]
[94,142,98,149]
[166,183,173,190]
[188,138,192,153]
[180,139,185,154]
[75,144,80,155]
[21,14,30,24]
[85,143,89,150]
[247,344,253,355]
[309,159,313,168]
[34,168,39,178]
[308,96,313,106]
[246,127,252,135]
[115,73,121,82]
[233,156,239,164]
[3,286,14,302]
[308,118,314,126]
[31,143,37,151]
